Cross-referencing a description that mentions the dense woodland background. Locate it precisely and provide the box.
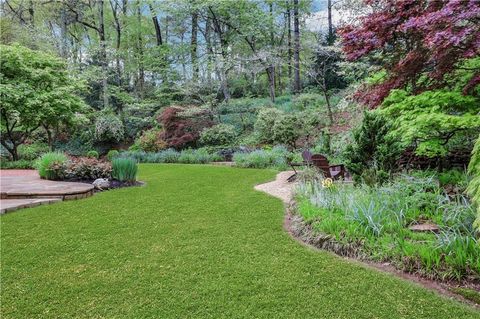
[0,0,370,156]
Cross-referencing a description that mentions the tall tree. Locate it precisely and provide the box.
[191,9,199,82]
[293,0,301,93]
[136,0,145,97]
[109,0,124,85]
[286,0,292,82]
[327,0,334,45]
[149,4,163,46]
[65,0,109,109]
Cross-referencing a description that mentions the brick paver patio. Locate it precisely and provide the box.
[0,170,94,213]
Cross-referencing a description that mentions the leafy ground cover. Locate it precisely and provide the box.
[295,173,478,282]
[1,165,479,318]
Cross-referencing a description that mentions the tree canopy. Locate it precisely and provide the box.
[0,44,86,160]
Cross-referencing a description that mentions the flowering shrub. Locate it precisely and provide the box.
[135,128,168,152]
[94,112,125,142]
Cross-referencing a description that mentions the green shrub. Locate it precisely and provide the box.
[111,158,138,183]
[272,114,303,148]
[380,89,480,158]
[133,128,167,152]
[0,159,34,169]
[107,150,120,161]
[254,108,284,144]
[35,152,68,180]
[86,150,99,159]
[199,124,237,146]
[292,93,323,110]
[18,142,49,160]
[438,170,466,186]
[343,111,403,183]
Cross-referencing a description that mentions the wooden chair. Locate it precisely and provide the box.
[287,150,313,182]
[311,154,346,180]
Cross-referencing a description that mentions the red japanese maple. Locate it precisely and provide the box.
[158,107,212,149]
[339,0,480,107]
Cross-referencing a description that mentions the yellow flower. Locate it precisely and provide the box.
[322,178,333,188]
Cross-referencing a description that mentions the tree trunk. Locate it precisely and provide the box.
[277,65,283,95]
[137,0,145,98]
[205,15,212,86]
[287,0,292,83]
[165,16,169,44]
[268,2,276,102]
[98,0,109,109]
[150,4,163,45]
[209,7,230,102]
[266,67,276,102]
[60,3,68,59]
[293,0,301,94]
[322,77,334,126]
[28,0,34,26]
[191,10,199,82]
[109,0,123,86]
[327,0,334,45]
[1,139,19,161]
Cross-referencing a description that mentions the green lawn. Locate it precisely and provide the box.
[1,164,479,318]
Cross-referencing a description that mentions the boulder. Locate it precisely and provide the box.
[92,178,110,190]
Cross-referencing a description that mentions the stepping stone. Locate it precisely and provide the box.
[409,223,440,233]
[0,198,62,214]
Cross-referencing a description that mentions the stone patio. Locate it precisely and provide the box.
[0,170,94,214]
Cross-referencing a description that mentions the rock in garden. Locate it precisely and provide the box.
[408,223,440,233]
[92,178,110,190]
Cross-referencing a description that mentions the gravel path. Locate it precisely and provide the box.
[254,170,297,203]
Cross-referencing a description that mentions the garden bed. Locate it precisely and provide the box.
[288,172,480,305]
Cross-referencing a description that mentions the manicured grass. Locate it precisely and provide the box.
[1,165,479,318]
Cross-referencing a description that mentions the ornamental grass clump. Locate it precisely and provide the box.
[111,158,137,183]
[35,152,68,180]
[232,145,289,169]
